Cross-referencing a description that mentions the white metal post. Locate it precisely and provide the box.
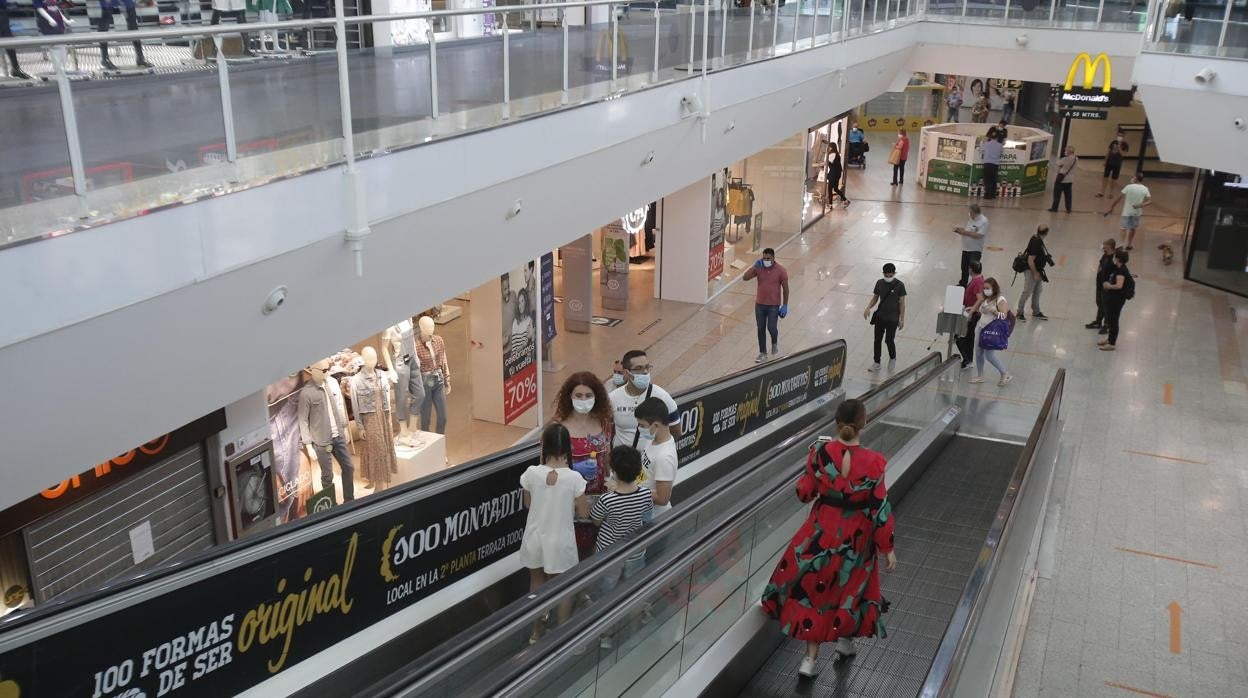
[1048,0,1056,24]
[562,9,570,102]
[334,0,370,277]
[860,0,867,32]
[49,46,87,202]
[689,6,697,67]
[653,3,661,82]
[702,0,710,74]
[721,0,728,60]
[791,0,801,50]
[611,4,619,86]
[211,36,238,165]
[427,29,440,118]
[962,0,968,18]
[748,0,755,54]
[842,0,850,36]
[811,0,819,43]
[1004,0,1011,22]
[1094,0,1103,27]
[502,13,512,119]
[1218,0,1234,47]
[871,0,877,28]
[772,0,780,50]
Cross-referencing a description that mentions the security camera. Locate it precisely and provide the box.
[262,286,288,315]
[1016,33,1029,46]
[506,198,523,220]
[1195,66,1217,84]
[680,94,704,119]
[1235,117,1246,131]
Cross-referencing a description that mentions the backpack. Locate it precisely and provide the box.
[1011,251,1029,274]
[1122,270,1135,300]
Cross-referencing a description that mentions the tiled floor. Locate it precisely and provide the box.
[630,142,1248,696]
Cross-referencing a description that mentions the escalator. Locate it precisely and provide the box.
[367,358,1065,698]
[0,340,869,698]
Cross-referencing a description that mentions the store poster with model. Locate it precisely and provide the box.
[709,170,727,281]
[601,220,630,310]
[266,375,316,523]
[501,262,538,424]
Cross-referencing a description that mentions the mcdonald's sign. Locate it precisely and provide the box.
[1059,52,1133,108]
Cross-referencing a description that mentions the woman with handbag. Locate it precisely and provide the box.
[889,129,910,186]
[970,277,1013,386]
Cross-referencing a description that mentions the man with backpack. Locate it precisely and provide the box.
[1015,225,1053,322]
[1099,248,1135,352]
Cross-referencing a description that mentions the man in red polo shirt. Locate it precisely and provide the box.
[743,247,790,364]
[955,260,985,369]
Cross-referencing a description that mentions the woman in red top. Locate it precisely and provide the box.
[890,128,910,186]
[760,398,897,679]
[551,371,614,559]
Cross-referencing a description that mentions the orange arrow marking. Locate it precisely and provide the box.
[1168,601,1182,654]
[1163,383,1173,405]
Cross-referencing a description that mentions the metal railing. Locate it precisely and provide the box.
[1141,0,1248,58]
[0,0,1160,247]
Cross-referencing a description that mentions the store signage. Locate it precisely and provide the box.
[540,253,556,344]
[709,175,727,281]
[500,263,539,424]
[1062,108,1108,120]
[560,235,593,334]
[0,462,530,698]
[1064,52,1113,92]
[0,410,227,538]
[0,341,847,698]
[601,221,630,311]
[672,340,847,465]
[1059,52,1132,107]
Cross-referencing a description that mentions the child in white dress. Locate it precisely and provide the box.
[521,423,589,643]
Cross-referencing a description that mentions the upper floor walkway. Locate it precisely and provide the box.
[1,0,1247,500]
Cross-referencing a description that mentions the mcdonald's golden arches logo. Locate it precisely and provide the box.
[1065,52,1112,93]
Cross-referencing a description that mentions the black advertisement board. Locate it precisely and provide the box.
[0,342,846,698]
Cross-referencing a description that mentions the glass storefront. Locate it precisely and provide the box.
[1185,170,1248,298]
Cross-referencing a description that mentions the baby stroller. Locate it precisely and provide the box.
[847,140,868,168]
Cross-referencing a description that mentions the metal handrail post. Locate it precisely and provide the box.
[563,9,571,102]
[772,0,780,51]
[747,0,755,55]
[689,5,697,67]
[961,0,967,18]
[871,0,877,28]
[1218,0,1234,48]
[1003,0,1011,23]
[611,3,619,86]
[427,28,440,118]
[211,36,239,166]
[1048,0,1056,26]
[843,0,850,37]
[335,0,370,277]
[702,0,710,76]
[502,12,512,119]
[49,46,87,205]
[1094,0,1103,27]
[652,2,660,82]
[334,1,356,163]
[811,0,819,43]
[860,0,867,32]
[791,0,801,50]
[720,0,728,60]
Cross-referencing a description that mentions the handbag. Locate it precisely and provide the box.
[887,147,902,166]
[978,318,1010,351]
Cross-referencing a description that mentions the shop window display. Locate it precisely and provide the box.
[1185,171,1248,298]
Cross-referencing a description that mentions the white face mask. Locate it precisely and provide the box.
[572,397,595,414]
[762,260,774,268]
[983,289,995,298]
[882,275,896,283]
[638,426,656,441]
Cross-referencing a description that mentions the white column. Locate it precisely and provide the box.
[658,177,713,305]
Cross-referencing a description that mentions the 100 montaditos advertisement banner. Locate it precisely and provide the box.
[0,341,846,698]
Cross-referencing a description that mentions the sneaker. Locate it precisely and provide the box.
[1084,321,1101,329]
[835,637,857,658]
[969,376,986,384]
[771,345,780,357]
[798,656,818,678]
[1098,327,1109,335]
[998,375,1012,386]
[960,362,972,371]
[1047,207,1057,212]
[1099,344,1116,351]
[867,362,881,373]
[1017,314,1027,322]
[755,353,766,364]
[1098,339,1110,346]
[887,358,896,371]
[1033,312,1049,321]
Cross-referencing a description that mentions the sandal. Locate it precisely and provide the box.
[998,375,1012,387]
[969,376,985,384]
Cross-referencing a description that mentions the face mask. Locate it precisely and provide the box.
[632,373,651,390]
[762,260,774,268]
[883,275,895,283]
[638,426,656,441]
[612,373,625,387]
[983,289,995,297]
[572,397,595,414]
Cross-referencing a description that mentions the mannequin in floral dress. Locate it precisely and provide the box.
[551,371,613,560]
[761,398,897,680]
[348,347,398,491]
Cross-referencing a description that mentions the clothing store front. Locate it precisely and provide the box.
[804,113,852,226]
[0,411,227,614]
[1183,170,1248,298]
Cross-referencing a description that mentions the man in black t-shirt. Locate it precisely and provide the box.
[1085,238,1117,334]
[1017,225,1052,322]
[863,263,907,373]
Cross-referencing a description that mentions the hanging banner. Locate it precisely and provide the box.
[501,263,539,424]
[601,221,630,311]
[709,172,727,280]
[559,235,593,334]
[540,252,557,344]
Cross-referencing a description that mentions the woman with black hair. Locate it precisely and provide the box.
[761,398,897,680]
[825,143,848,209]
[520,422,589,643]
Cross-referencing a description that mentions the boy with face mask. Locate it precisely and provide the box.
[610,349,681,448]
[863,263,907,373]
[634,397,677,517]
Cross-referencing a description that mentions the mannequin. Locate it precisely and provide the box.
[297,359,356,503]
[382,318,426,444]
[349,347,398,492]
[415,315,451,435]
[35,0,71,36]
[210,0,257,58]
[97,0,153,71]
[1,0,32,80]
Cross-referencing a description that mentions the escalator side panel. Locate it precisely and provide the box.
[741,438,1023,697]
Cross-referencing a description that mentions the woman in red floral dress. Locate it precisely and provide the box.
[760,398,897,679]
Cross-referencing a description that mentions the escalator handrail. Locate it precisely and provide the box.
[918,368,1066,698]
[370,353,953,696]
[449,355,964,698]
[0,340,846,637]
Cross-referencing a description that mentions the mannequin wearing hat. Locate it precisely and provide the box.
[297,359,356,503]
